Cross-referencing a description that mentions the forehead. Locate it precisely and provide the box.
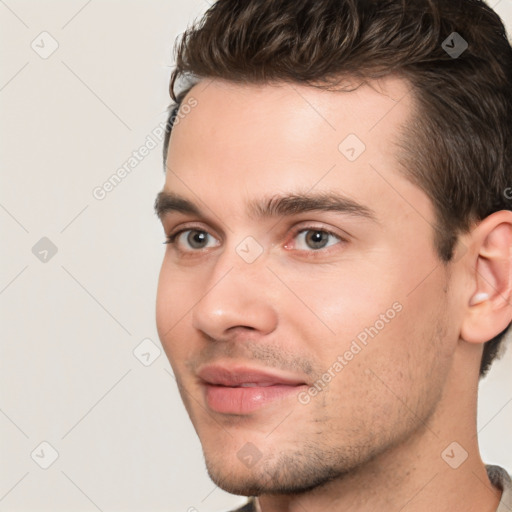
[163,77,426,224]
[170,76,413,144]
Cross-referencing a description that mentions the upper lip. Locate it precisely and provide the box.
[197,364,307,387]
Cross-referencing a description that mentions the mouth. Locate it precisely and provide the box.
[197,364,309,414]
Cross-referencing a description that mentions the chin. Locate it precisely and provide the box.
[202,446,357,497]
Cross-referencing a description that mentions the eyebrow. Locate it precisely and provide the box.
[154,191,201,218]
[154,190,378,223]
[247,192,377,222]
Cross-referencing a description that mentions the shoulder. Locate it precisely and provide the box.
[486,465,512,512]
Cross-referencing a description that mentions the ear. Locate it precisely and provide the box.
[460,210,512,344]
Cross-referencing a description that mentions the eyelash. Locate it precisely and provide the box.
[164,225,346,257]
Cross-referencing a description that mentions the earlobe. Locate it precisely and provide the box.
[460,211,512,345]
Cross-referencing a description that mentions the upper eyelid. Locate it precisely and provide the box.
[290,223,349,243]
[166,219,350,237]
[160,212,227,238]
[167,223,222,241]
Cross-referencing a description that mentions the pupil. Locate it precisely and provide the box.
[189,231,207,248]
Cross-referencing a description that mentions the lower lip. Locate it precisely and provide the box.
[204,383,306,414]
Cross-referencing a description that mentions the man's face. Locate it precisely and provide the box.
[155,78,461,495]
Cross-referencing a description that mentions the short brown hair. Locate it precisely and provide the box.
[163,0,512,377]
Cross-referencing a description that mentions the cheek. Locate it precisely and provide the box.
[297,300,452,450]
[284,256,452,394]
[276,260,401,359]
[155,258,196,365]
[339,281,452,412]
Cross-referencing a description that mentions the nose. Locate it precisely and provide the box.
[191,249,278,341]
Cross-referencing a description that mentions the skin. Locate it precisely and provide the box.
[155,77,512,511]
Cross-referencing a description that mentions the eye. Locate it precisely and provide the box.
[165,229,220,252]
[288,228,344,251]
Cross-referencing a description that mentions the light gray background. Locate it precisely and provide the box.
[1,1,511,511]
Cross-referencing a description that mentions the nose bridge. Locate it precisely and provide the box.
[191,237,277,338]
[209,232,269,288]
